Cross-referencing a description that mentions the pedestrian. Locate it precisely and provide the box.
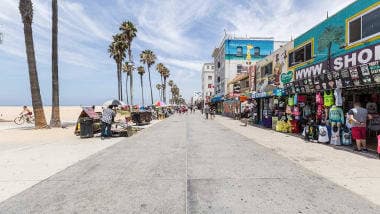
[101,105,115,140]
[348,102,372,152]
[241,105,251,126]
[210,105,216,119]
[204,104,210,120]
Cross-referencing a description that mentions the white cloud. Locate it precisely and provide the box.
[222,0,355,41]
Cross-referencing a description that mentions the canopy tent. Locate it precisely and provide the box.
[103,99,126,107]
[155,101,166,107]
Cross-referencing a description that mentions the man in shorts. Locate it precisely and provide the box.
[348,102,372,152]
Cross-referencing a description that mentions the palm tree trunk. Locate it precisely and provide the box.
[116,62,121,100]
[130,72,133,105]
[22,17,47,128]
[128,48,133,105]
[50,0,60,127]
[163,77,167,103]
[125,74,129,105]
[147,66,153,105]
[140,75,144,106]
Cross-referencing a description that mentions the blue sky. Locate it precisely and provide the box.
[0,0,354,106]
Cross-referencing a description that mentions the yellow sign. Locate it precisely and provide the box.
[246,44,253,61]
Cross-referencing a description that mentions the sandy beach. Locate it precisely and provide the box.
[0,106,160,202]
[0,106,93,123]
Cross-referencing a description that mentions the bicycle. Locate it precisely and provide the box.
[14,114,35,125]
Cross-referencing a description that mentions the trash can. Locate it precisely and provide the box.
[80,117,94,138]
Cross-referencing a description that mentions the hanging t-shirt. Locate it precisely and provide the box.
[288,96,294,106]
[316,92,323,105]
[329,106,344,124]
[341,127,352,146]
[303,105,311,117]
[366,102,378,114]
[330,126,341,145]
[318,125,330,143]
[368,114,380,131]
[334,88,343,107]
[324,91,334,107]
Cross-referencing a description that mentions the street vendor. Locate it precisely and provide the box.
[101,105,115,139]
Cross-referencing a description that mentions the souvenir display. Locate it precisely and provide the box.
[359,64,372,84]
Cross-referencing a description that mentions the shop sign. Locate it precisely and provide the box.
[251,91,273,98]
[295,43,380,80]
[281,71,293,84]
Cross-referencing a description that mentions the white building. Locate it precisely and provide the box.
[201,63,215,103]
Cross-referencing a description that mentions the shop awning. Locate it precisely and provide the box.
[211,96,224,103]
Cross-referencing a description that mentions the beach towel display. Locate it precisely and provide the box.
[318,125,329,143]
[323,91,334,107]
[341,126,352,146]
[330,126,341,145]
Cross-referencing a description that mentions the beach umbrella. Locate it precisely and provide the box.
[155,101,165,107]
[103,99,125,107]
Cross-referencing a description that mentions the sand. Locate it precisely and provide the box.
[0,106,161,202]
[0,106,94,123]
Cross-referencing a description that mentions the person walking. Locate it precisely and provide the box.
[101,105,115,140]
[204,104,210,120]
[210,105,216,120]
[348,102,372,152]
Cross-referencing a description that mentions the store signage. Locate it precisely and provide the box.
[295,43,380,80]
[251,91,272,98]
[281,71,293,84]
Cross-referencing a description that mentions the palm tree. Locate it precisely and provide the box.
[162,67,170,103]
[108,33,127,100]
[156,63,165,100]
[50,0,60,127]
[156,63,165,85]
[168,80,174,104]
[122,62,135,104]
[156,84,162,101]
[19,0,47,129]
[137,66,145,106]
[120,21,137,105]
[140,50,156,105]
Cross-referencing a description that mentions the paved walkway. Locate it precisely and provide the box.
[0,114,379,213]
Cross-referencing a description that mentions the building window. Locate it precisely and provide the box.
[237,64,242,73]
[288,42,312,67]
[208,76,212,80]
[261,62,273,76]
[217,77,221,82]
[207,65,210,69]
[236,46,243,56]
[208,84,212,88]
[254,47,260,57]
[348,6,380,44]
[217,62,220,68]
[211,65,214,69]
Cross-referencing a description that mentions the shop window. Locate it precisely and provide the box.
[288,42,312,67]
[237,64,243,73]
[236,46,243,56]
[348,6,380,44]
[254,47,260,57]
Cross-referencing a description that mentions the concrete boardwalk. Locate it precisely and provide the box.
[0,114,379,213]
